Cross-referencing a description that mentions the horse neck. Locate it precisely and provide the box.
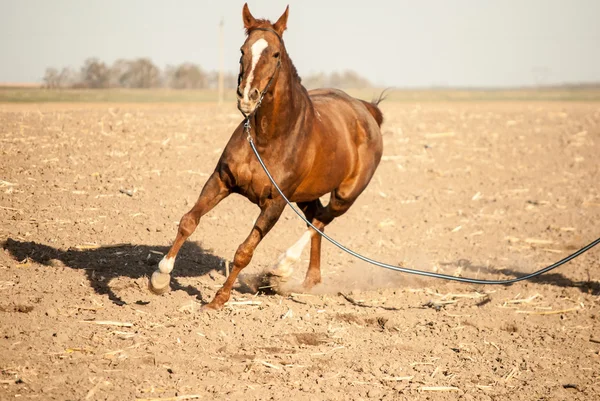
[252,54,309,143]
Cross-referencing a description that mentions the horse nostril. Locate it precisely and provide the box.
[249,88,260,101]
[237,87,243,98]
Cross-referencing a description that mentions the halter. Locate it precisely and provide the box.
[248,27,282,42]
[239,27,283,124]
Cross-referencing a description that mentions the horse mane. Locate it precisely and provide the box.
[245,20,302,83]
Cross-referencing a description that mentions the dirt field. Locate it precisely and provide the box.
[1,100,599,400]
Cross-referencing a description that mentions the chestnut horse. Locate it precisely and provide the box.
[150,3,384,310]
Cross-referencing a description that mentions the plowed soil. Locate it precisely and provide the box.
[1,101,599,400]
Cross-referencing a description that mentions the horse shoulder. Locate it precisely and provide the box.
[216,127,251,186]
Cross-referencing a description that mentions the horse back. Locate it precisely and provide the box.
[308,88,383,149]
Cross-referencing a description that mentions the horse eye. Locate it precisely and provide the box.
[273,52,280,58]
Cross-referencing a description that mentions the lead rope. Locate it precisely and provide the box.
[245,127,600,285]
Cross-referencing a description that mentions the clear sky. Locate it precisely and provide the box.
[1,0,599,87]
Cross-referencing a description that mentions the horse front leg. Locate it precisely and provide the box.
[203,199,286,310]
[150,171,230,294]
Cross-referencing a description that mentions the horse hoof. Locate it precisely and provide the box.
[268,274,294,296]
[149,271,171,295]
[201,302,222,312]
[302,276,321,291]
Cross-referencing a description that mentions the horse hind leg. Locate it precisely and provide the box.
[269,177,369,292]
[301,180,370,290]
[268,201,322,281]
[302,219,325,289]
[268,198,345,291]
[269,230,314,279]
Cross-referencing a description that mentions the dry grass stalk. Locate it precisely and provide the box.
[75,243,129,250]
[109,330,136,338]
[0,205,22,212]
[178,301,199,313]
[420,386,460,391]
[135,395,201,401]
[256,360,280,370]
[484,340,500,351]
[428,300,458,307]
[504,294,540,305]
[427,290,492,301]
[516,307,580,315]
[503,366,518,382]
[382,376,414,381]
[65,347,92,354]
[320,372,341,381]
[540,248,563,254]
[338,292,402,311]
[85,380,105,400]
[524,238,553,245]
[0,281,16,290]
[289,296,310,305]
[442,292,489,300]
[378,218,396,228]
[103,349,126,357]
[80,320,133,327]
[0,180,17,187]
[225,300,262,306]
[75,244,101,250]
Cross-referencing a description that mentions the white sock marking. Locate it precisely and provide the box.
[243,38,268,102]
[158,256,175,274]
[270,230,313,277]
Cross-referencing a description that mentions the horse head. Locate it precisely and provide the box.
[237,3,289,116]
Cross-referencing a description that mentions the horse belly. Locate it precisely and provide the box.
[290,152,350,202]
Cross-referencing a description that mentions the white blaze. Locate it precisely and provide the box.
[269,230,314,278]
[243,38,269,101]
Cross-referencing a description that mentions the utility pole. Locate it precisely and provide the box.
[218,18,224,105]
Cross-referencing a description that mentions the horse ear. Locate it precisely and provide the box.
[242,3,257,30]
[273,5,289,36]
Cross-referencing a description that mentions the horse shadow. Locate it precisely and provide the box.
[440,258,600,295]
[2,237,230,305]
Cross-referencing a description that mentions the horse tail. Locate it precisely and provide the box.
[362,88,390,127]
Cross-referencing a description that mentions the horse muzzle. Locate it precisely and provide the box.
[237,87,261,116]
[237,99,258,116]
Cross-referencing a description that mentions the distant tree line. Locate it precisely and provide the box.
[43,57,372,90]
